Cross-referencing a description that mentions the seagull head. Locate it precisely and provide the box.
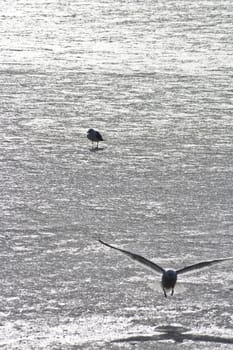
[87,128,95,135]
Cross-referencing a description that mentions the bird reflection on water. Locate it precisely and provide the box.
[113,325,233,345]
[99,240,233,297]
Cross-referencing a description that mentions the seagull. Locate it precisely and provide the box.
[87,128,104,149]
[99,239,233,297]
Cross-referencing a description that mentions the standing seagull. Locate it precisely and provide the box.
[87,128,104,149]
[99,240,233,297]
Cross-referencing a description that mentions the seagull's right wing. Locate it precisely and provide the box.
[177,257,233,275]
[99,239,165,274]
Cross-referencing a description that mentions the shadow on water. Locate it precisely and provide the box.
[89,147,105,152]
[112,325,233,345]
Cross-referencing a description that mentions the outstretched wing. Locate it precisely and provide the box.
[177,257,233,275]
[99,239,165,274]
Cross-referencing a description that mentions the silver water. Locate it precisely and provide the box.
[0,0,233,349]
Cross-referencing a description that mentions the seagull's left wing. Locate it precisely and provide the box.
[99,239,165,274]
[96,131,104,141]
[177,257,233,275]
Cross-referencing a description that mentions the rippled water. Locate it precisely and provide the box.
[0,0,233,349]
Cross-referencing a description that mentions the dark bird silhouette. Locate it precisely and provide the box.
[99,239,233,297]
[87,128,104,149]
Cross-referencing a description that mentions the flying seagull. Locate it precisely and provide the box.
[99,239,233,297]
[87,128,104,149]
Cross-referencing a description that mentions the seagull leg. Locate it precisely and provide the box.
[96,141,99,149]
[171,288,174,296]
[163,288,167,298]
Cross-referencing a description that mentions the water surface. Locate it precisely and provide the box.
[0,0,233,349]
